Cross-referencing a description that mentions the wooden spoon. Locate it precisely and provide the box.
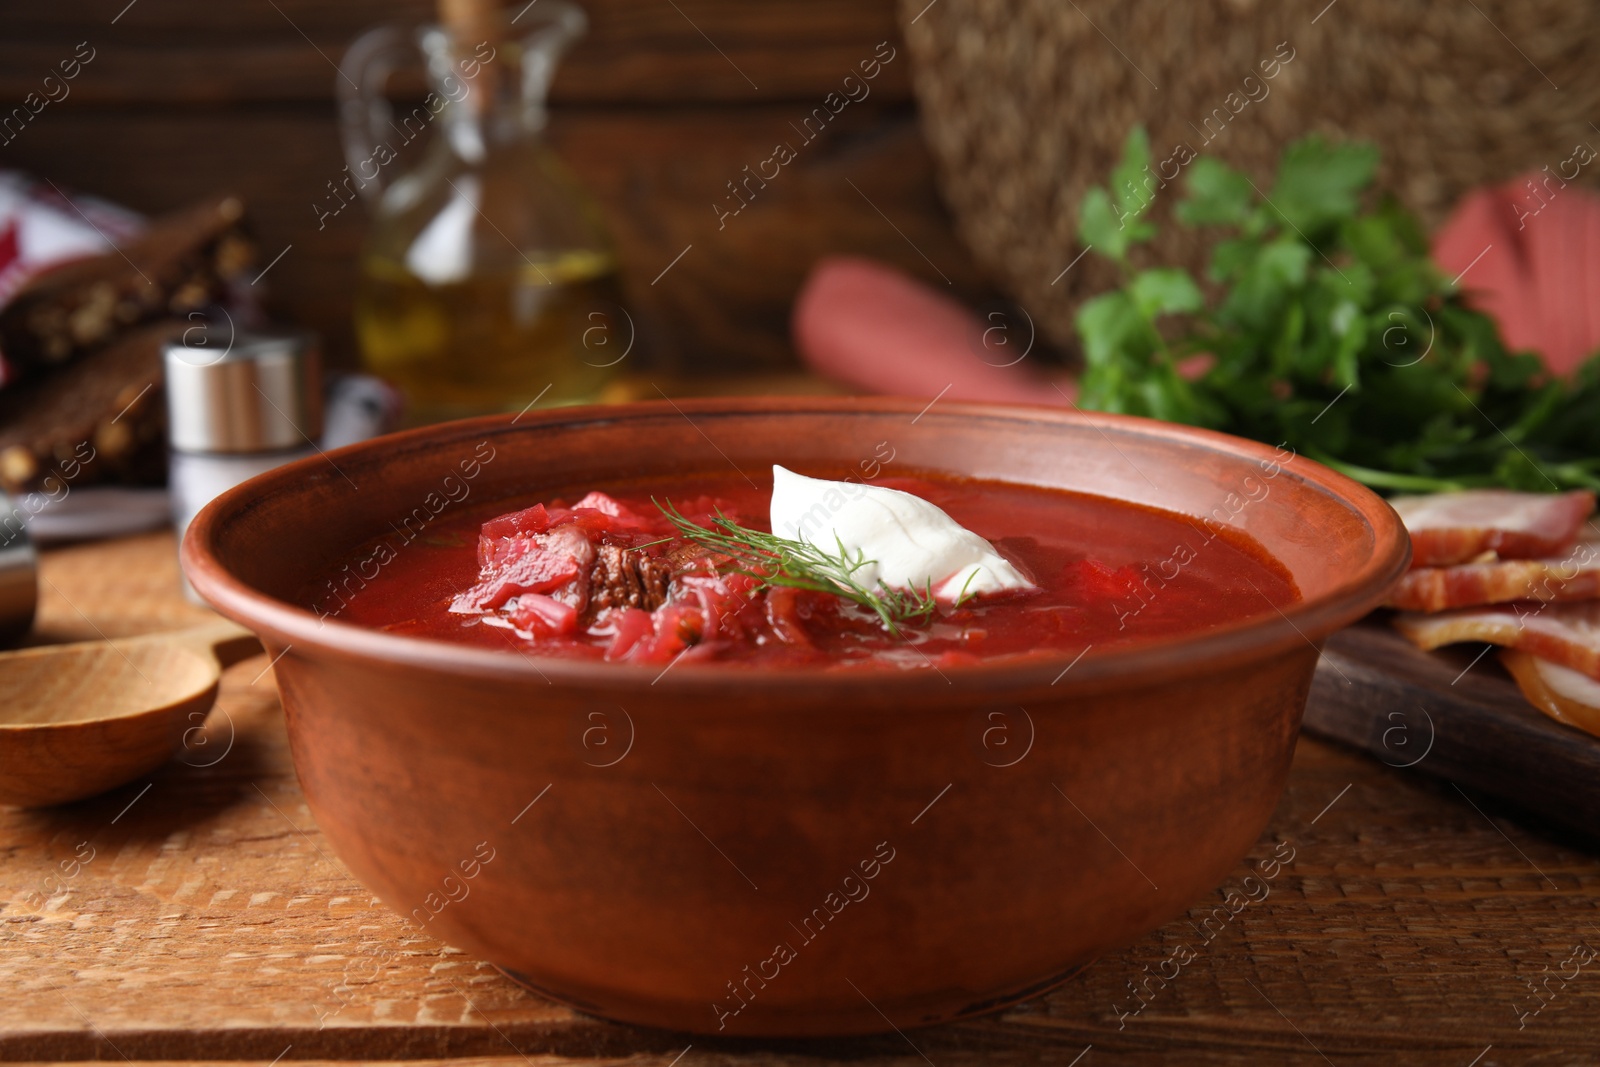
[0,620,261,808]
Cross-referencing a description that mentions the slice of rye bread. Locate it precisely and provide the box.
[0,321,180,495]
[0,195,256,376]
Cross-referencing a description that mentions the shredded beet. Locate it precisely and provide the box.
[324,477,1299,669]
[450,525,594,613]
[448,491,762,663]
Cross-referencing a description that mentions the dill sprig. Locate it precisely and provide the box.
[654,498,963,635]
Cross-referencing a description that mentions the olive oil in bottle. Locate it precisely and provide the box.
[340,0,629,425]
[355,248,627,424]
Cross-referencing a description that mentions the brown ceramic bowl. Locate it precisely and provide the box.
[182,398,1408,1037]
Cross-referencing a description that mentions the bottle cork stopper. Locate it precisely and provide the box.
[439,0,502,49]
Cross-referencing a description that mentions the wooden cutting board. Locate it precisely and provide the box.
[1305,618,1600,841]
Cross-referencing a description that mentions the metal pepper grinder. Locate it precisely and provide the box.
[164,327,323,599]
[0,494,37,646]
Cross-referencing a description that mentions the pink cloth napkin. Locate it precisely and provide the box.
[0,171,142,307]
[797,179,1600,400]
[792,256,1075,406]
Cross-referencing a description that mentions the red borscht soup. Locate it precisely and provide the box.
[304,472,1298,669]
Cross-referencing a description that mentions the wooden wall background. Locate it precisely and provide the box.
[0,0,994,377]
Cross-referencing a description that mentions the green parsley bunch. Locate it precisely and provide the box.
[1074,128,1600,492]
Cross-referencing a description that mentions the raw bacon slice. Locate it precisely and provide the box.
[1390,489,1595,567]
[1500,649,1600,739]
[1386,531,1600,611]
[1393,601,1600,680]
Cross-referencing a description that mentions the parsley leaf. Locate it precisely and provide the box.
[1077,127,1158,262]
[1072,127,1600,493]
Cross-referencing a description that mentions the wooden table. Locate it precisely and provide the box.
[6,532,1600,1065]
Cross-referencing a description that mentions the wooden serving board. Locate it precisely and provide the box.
[1305,619,1600,841]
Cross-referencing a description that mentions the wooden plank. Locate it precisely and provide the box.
[0,104,985,376]
[0,0,943,384]
[1304,620,1600,843]
[6,533,1600,1063]
[0,0,909,105]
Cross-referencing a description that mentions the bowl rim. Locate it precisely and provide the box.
[182,396,1411,694]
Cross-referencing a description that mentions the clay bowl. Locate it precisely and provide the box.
[182,398,1408,1037]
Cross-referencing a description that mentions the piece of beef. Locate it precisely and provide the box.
[588,543,673,615]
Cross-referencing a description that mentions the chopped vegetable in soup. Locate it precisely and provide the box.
[305,471,1297,669]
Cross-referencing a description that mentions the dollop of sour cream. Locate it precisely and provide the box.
[768,465,1035,601]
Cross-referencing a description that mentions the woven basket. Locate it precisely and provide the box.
[900,0,1600,354]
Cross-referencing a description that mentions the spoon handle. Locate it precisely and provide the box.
[156,619,262,668]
